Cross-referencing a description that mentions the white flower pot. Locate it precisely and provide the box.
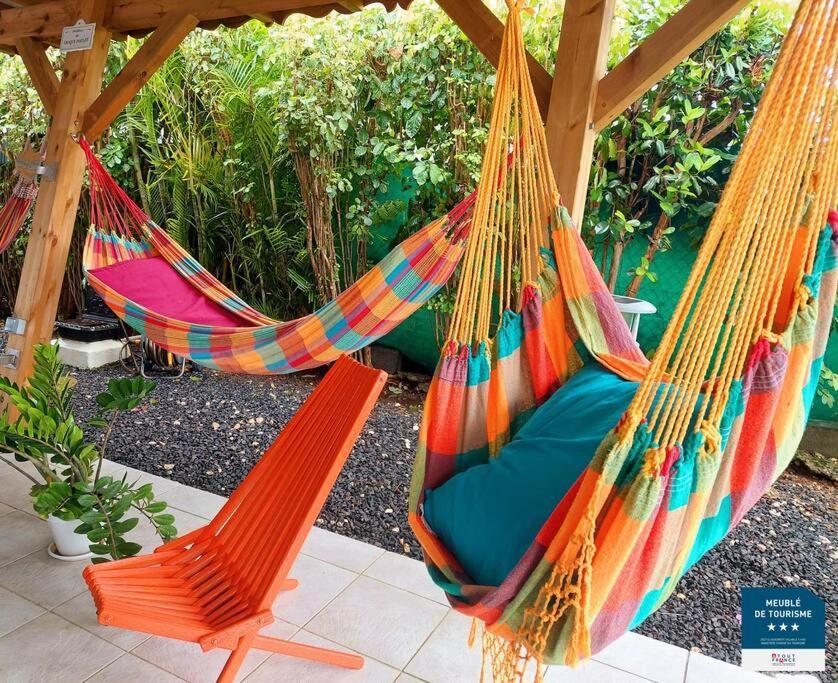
[47,516,93,561]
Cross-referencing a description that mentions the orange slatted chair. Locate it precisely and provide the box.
[83,355,387,682]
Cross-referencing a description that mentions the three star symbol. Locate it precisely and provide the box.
[768,623,776,631]
[779,623,788,631]
[791,623,800,631]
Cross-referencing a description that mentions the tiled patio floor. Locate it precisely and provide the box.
[0,461,778,682]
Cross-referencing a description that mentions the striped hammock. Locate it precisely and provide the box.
[80,139,475,374]
[0,175,38,255]
[409,0,838,678]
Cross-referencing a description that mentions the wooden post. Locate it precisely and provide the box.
[545,0,616,228]
[2,0,111,384]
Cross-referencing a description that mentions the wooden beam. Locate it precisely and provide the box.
[335,0,363,11]
[0,0,332,43]
[14,37,59,116]
[545,0,616,226]
[431,0,553,118]
[82,12,199,141]
[248,13,276,24]
[0,1,76,43]
[2,0,111,385]
[109,0,356,33]
[593,0,751,131]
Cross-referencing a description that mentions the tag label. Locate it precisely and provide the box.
[741,587,825,672]
[60,20,96,53]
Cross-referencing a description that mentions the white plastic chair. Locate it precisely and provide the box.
[613,295,657,340]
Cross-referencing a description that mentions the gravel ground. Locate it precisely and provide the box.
[70,364,836,680]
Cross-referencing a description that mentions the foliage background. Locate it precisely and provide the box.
[0,0,832,420]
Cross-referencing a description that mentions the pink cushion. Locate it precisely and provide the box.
[90,256,253,328]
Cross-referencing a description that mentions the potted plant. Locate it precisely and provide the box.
[0,343,177,562]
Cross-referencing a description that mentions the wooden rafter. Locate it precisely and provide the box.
[82,12,199,141]
[593,0,752,131]
[14,37,59,115]
[335,0,363,11]
[0,1,76,44]
[0,0,401,43]
[248,13,277,24]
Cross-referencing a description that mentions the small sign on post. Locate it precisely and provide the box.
[60,20,96,53]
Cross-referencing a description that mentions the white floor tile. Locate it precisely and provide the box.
[245,629,399,682]
[364,552,448,605]
[274,554,358,627]
[0,501,14,517]
[404,609,482,682]
[0,470,39,515]
[686,651,773,682]
[302,526,385,573]
[166,483,227,520]
[131,620,296,683]
[0,585,44,637]
[54,592,152,651]
[395,675,426,682]
[543,659,650,682]
[0,547,88,609]
[594,631,689,682]
[0,512,51,568]
[85,653,184,682]
[0,612,122,682]
[306,576,447,669]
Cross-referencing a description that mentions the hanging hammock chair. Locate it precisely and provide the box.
[80,138,476,374]
[409,0,838,678]
[0,140,42,255]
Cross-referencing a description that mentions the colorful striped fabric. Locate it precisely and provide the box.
[0,176,37,255]
[80,139,475,374]
[409,218,837,664]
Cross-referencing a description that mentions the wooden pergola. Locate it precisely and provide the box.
[0,0,751,384]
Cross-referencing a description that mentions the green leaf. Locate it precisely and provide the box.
[116,542,142,557]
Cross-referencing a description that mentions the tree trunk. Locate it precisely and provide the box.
[625,212,669,298]
[292,150,339,306]
[607,239,624,292]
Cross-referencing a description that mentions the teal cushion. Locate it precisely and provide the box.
[423,362,640,587]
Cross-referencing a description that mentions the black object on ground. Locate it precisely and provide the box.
[56,314,122,342]
[69,366,836,681]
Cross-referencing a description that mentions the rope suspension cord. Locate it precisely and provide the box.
[625,0,838,453]
[448,0,558,346]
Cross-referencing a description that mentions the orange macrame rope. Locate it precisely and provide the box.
[448,1,556,347]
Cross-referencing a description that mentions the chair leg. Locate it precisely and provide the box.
[279,578,298,591]
[217,633,256,683]
[252,635,364,670]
